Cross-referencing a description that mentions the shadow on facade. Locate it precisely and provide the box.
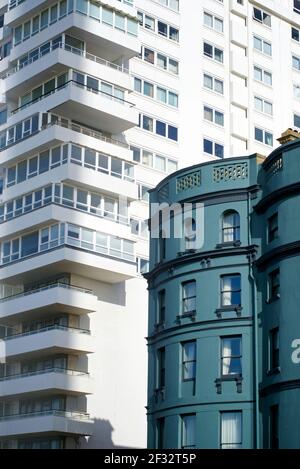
[81,418,131,449]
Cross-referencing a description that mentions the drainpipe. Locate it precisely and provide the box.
[247,191,260,449]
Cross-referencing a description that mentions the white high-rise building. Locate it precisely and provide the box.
[0,0,299,449]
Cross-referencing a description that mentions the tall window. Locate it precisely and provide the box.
[270,327,279,370]
[268,213,278,242]
[181,414,196,449]
[222,211,240,243]
[157,417,165,449]
[182,341,196,381]
[184,217,196,250]
[268,269,280,300]
[220,274,241,307]
[158,230,166,262]
[157,348,165,390]
[269,405,279,449]
[182,281,196,315]
[220,412,242,449]
[221,336,242,377]
[158,290,166,325]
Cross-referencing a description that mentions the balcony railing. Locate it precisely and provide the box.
[0,367,89,382]
[11,80,136,116]
[1,42,129,79]
[0,410,92,422]
[1,324,91,341]
[0,282,94,304]
[44,117,129,148]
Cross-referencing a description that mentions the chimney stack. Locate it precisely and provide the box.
[277,128,300,145]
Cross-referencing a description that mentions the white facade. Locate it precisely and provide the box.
[0,0,299,450]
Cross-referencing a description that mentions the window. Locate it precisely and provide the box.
[294,113,300,128]
[220,412,242,449]
[253,7,271,27]
[159,230,166,261]
[204,106,224,126]
[220,274,241,307]
[270,327,279,371]
[203,73,224,94]
[157,290,166,325]
[293,55,300,71]
[182,281,196,315]
[203,42,223,63]
[294,0,300,13]
[221,336,242,376]
[292,27,300,42]
[157,348,165,389]
[268,269,280,300]
[203,138,224,158]
[222,211,240,243]
[268,213,278,242]
[293,84,300,99]
[181,415,196,449]
[184,217,196,250]
[139,114,178,141]
[254,127,273,146]
[253,36,272,56]
[269,405,279,449]
[156,418,165,449]
[204,12,223,33]
[254,96,273,115]
[182,341,196,381]
[254,66,272,86]
[141,46,179,74]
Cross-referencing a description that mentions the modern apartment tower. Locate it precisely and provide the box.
[0,0,300,450]
[146,129,300,449]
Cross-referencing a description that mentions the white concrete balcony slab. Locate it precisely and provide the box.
[7,0,135,24]
[0,203,132,241]
[3,160,138,204]
[4,44,132,98]
[8,11,139,63]
[0,245,137,284]
[0,325,95,359]
[8,81,138,134]
[0,410,93,437]
[1,121,133,167]
[0,282,98,322]
[0,369,93,398]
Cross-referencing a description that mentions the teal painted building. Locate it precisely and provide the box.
[145,131,300,449]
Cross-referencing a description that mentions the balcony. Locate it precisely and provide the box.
[3,42,132,97]
[8,8,139,62]
[0,324,94,359]
[0,282,98,322]
[0,228,137,284]
[0,368,93,398]
[0,410,93,437]
[0,117,133,167]
[9,80,138,134]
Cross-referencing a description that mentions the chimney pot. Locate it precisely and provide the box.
[277,128,300,145]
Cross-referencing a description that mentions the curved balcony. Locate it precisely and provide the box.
[0,282,98,322]
[8,8,139,63]
[0,224,136,284]
[8,80,138,134]
[0,368,93,398]
[0,409,93,437]
[0,117,133,168]
[3,42,132,98]
[0,324,94,359]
